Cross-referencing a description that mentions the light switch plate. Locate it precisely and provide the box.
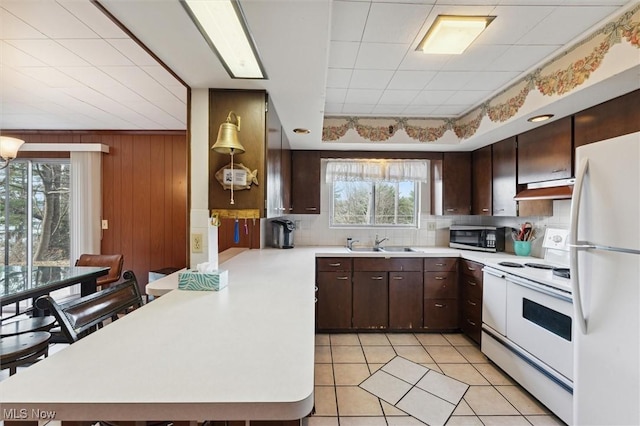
[542,228,569,251]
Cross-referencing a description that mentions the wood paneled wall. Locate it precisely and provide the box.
[8,131,188,291]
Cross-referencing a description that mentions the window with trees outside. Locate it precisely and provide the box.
[1,159,71,267]
[327,159,427,228]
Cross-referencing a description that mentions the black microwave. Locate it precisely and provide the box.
[449,226,506,252]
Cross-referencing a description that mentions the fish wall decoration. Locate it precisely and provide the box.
[215,162,259,191]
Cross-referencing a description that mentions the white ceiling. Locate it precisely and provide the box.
[1,0,638,151]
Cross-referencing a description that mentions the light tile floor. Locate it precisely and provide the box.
[308,333,565,426]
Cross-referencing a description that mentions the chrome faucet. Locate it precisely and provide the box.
[374,234,389,249]
[346,238,359,250]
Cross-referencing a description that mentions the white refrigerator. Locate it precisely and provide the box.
[570,132,640,425]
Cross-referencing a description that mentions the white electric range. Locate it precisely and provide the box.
[481,228,574,424]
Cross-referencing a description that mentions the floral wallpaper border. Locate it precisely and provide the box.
[322,3,640,144]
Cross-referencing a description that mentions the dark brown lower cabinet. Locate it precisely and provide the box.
[316,271,352,329]
[459,259,484,344]
[352,271,388,329]
[424,299,459,330]
[389,271,423,329]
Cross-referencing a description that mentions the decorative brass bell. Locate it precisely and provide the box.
[212,111,245,154]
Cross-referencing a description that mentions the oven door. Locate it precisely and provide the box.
[506,274,573,380]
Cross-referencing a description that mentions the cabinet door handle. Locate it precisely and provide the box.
[435,263,445,266]
[482,208,489,212]
[551,168,567,173]
[435,303,446,308]
[336,276,349,280]
[434,276,445,280]
[497,208,505,212]
[467,267,476,271]
[371,276,384,280]
[305,207,318,211]
[467,319,477,326]
[446,208,456,212]
[467,300,476,306]
[468,281,477,286]
[391,276,403,280]
[329,263,341,267]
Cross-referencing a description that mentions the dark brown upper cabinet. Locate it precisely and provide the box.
[291,151,321,214]
[472,145,492,215]
[517,116,573,184]
[574,89,640,148]
[492,137,518,216]
[442,152,471,215]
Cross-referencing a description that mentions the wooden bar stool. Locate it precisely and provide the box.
[0,331,51,375]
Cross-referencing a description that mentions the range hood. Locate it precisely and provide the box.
[514,178,576,201]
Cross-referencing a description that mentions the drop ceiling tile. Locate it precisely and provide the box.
[329,41,360,68]
[19,67,83,88]
[378,90,419,105]
[399,49,451,71]
[140,65,185,88]
[345,88,383,104]
[403,105,437,116]
[355,42,408,70]
[362,2,432,43]
[372,104,408,114]
[6,39,89,66]
[326,68,353,88]
[57,0,129,39]
[58,39,134,66]
[463,71,521,91]
[324,103,344,114]
[424,71,476,91]
[1,66,51,90]
[102,66,176,102]
[485,44,560,72]
[388,70,436,90]
[108,39,161,66]
[411,90,455,106]
[1,0,97,39]
[0,41,47,66]
[331,0,370,42]
[478,5,555,45]
[441,45,510,72]
[0,9,46,39]
[349,69,394,89]
[58,66,122,91]
[326,88,348,104]
[518,6,620,45]
[342,103,375,114]
[445,90,492,106]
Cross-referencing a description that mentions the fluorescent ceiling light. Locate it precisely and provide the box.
[182,0,266,79]
[417,15,495,55]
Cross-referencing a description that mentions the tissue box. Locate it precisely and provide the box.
[178,270,228,291]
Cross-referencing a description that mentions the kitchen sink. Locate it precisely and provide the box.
[380,246,420,252]
[347,246,419,252]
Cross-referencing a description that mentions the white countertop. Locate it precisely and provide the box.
[0,248,317,422]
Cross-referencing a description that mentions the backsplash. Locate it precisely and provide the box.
[286,175,570,258]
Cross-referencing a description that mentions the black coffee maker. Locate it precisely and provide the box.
[272,219,295,249]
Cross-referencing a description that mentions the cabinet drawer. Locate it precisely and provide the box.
[424,272,458,299]
[461,275,483,300]
[317,271,352,284]
[354,257,422,272]
[460,259,483,281]
[424,299,459,330]
[424,257,458,272]
[317,257,352,272]
[462,296,482,322]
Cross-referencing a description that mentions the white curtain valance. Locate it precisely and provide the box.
[326,159,429,183]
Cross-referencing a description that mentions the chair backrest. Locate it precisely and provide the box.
[75,253,124,287]
[36,270,142,343]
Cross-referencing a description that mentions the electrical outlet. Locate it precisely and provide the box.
[192,233,203,253]
[427,221,436,231]
[101,220,109,230]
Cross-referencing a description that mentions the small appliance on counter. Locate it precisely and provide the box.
[449,225,506,252]
[271,219,295,249]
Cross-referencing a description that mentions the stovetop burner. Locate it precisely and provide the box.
[524,262,554,270]
[553,268,570,279]
[498,261,524,268]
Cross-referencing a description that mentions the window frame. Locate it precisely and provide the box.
[330,179,420,229]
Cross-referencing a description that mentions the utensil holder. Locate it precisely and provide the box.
[514,241,532,256]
